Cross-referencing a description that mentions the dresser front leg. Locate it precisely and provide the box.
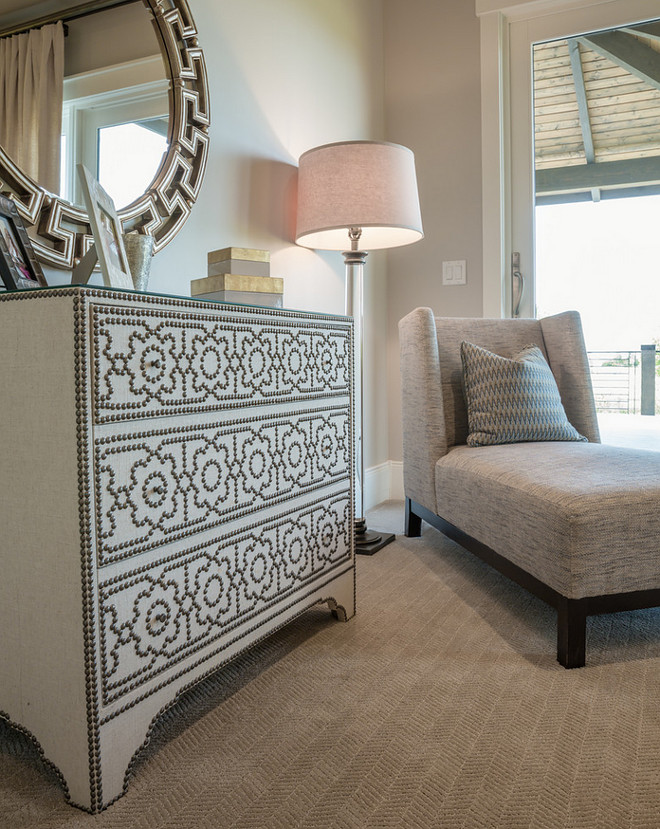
[325,568,355,621]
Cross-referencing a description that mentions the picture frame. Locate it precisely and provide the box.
[77,164,134,290]
[0,194,47,290]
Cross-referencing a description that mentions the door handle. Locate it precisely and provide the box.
[512,251,524,318]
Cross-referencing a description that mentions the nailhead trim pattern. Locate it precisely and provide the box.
[94,407,349,564]
[98,493,350,704]
[73,291,104,812]
[0,710,78,807]
[1,286,354,813]
[91,305,351,423]
[100,564,354,729]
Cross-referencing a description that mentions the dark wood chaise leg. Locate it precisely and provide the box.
[557,597,588,668]
[405,498,423,537]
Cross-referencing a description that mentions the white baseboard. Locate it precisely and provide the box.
[389,461,404,501]
[364,460,404,510]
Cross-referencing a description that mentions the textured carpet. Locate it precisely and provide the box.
[3,500,660,828]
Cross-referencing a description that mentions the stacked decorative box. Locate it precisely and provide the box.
[191,247,284,308]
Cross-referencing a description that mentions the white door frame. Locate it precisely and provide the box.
[477,0,660,318]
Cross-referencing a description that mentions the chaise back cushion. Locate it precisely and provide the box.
[436,317,548,449]
[399,308,600,512]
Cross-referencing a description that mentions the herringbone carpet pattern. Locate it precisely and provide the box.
[3,501,660,828]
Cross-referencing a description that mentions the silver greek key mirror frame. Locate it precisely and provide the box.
[0,0,209,269]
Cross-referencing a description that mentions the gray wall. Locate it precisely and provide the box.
[383,0,483,462]
[65,3,159,76]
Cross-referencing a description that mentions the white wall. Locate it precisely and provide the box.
[151,0,382,306]
[44,0,485,498]
[383,0,483,463]
[145,0,388,471]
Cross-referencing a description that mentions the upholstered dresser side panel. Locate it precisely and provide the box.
[0,293,92,805]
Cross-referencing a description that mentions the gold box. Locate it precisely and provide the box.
[191,273,284,308]
[207,247,270,264]
[207,247,270,278]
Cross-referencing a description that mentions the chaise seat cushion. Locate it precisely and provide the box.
[435,442,660,599]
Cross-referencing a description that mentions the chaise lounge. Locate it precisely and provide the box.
[399,306,660,668]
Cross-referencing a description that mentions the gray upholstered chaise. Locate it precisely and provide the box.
[399,307,660,668]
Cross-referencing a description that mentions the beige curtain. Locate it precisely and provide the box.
[0,21,64,195]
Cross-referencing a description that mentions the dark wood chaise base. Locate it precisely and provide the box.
[405,497,660,668]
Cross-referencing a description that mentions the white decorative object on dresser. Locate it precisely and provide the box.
[0,286,355,813]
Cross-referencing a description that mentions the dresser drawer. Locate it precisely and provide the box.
[97,492,351,706]
[91,305,351,424]
[94,407,350,565]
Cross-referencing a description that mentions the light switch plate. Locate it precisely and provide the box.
[442,260,467,286]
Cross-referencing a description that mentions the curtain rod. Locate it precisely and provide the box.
[0,0,139,39]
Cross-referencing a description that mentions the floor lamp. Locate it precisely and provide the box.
[295,140,423,554]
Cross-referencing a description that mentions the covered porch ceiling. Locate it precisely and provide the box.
[534,21,660,204]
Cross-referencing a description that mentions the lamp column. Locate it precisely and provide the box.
[344,228,393,551]
[295,140,423,555]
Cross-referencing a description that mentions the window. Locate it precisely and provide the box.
[61,56,169,208]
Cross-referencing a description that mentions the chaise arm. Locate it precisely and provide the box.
[540,310,601,443]
[398,307,448,514]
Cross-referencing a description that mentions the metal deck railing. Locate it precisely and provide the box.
[587,346,657,415]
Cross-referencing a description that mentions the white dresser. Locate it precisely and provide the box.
[0,287,355,812]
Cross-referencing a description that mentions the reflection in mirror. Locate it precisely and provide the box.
[0,19,64,195]
[0,0,210,269]
[97,120,168,208]
[0,0,169,210]
[57,1,169,209]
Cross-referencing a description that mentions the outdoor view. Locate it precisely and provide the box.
[536,193,660,417]
[533,23,660,434]
[536,194,660,353]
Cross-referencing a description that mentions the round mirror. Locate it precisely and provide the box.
[0,0,209,269]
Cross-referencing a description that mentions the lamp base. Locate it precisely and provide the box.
[354,518,395,556]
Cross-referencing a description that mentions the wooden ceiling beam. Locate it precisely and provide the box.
[578,31,660,92]
[567,38,599,200]
[536,155,660,194]
[537,183,660,205]
[620,23,660,45]
[567,39,595,163]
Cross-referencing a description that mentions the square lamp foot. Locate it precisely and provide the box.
[355,519,395,555]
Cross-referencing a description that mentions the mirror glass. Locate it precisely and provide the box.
[61,1,169,209]
[96,120,168,208]
[0,0,169,210]
[0,0,209,269]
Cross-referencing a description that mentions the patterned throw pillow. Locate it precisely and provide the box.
[460,341,587,447]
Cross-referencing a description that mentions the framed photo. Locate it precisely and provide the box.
[0,194,47,290]
[77,164,134,290]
